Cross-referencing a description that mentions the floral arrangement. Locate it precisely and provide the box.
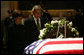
[39,18,79,39]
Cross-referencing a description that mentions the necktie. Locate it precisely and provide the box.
[37,19,40,30]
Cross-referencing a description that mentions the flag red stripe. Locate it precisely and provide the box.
[42,50,83,54]
[36,40,83,54]
[42,40,83,45]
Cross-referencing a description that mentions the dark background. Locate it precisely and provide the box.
[18,1,83,10]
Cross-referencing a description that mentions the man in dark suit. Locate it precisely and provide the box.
[34,1,52,23]
[24,5,48,46]
[4,10,14,50]
[4,10,14,28]
[4,10,17,54]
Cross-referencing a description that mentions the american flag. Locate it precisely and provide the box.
[24,38,83,54]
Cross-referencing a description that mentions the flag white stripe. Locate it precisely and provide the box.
[39,44,83,54]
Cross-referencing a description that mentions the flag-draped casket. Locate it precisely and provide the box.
[24,38,83,54]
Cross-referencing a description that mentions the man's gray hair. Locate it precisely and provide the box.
[32,5,42,13]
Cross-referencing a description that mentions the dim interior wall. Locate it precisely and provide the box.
[1,1,77,21]
[20,9,76,17]
[1,1,10,46]
[1,1,10,21]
